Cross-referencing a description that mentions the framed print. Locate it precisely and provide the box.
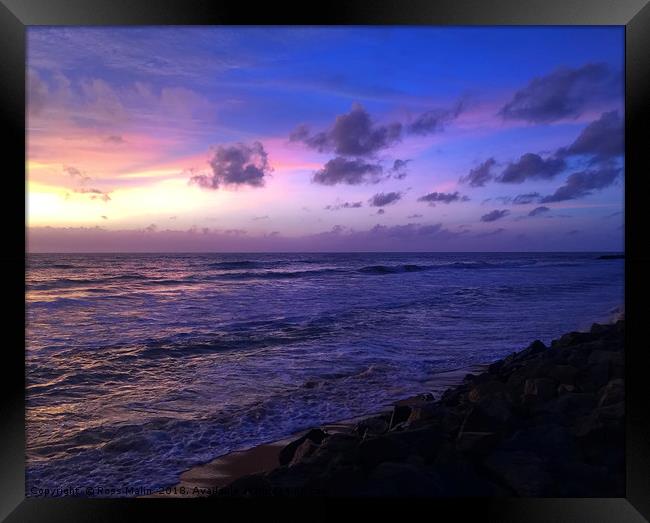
[2,0,649,521]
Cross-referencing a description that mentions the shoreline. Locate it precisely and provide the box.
[150,315,625,498]
[148,363,488,497]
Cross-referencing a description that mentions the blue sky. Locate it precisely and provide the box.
[27,26,624,252]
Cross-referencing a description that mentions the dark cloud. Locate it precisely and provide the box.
[497,153,565,183]
[105,135,125,144]
[74,187,111,202]
[407,101,464,136]
[499,63,620,123]
[369,191,402,207]
[63,165,82,177]
[324,201,363,211]
[191,142,270,189]
[460,158,496,187]
[540,166,621,203]
[312,157,384,185]
[376,209,386,215]
[62,165,92,184]
[390,159,410,179]
[512,192,541,205]
[558,110,623,161]
[407,214,423,219]
[417,191,469,206]
[481,209,510,222]
[291,104,402,157]
[529,206,551,217]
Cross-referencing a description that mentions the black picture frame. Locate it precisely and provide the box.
[2,0,649,520]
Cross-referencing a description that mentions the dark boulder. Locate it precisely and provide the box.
[361,462,445,497]
[483,450,552,497]
[456,431,500,455]
[354,414,390,438]
[468,380,507,403]
[575,362,610,392]
[500,424,579,462]
[389,404,412,429]
[598,379,624,407]
[305,433,360,468]
[358,435,409,469]
[289,438,320,467]
[588,350,623,366]
[278,428,327,466]
[523,377,557,403]
[387,426,446,462]
[551,331,596,349]
[462,395,513,434]
[548,364,579,385]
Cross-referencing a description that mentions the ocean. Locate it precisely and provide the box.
[25,252,624,495]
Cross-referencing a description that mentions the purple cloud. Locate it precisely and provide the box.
[312,157,384,185]
[497,153,565,183]
[291,104,402,157]
[481,209,510,222]
[540,166,621,203]
[417,191,469,206]
[369,192,402,207]
[460,158,496,187]
[529,206,550,216]
[191,142,271,189]
[500,63,620,123]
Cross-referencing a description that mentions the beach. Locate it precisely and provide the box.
[154,317,624,497]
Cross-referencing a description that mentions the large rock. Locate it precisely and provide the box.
[354,414,390,438]
[598,379,624,407]
[468,380,507,403]
[405,400,446,427]
[358,435,409,468]
[483,450,552,497]
[509,340,548,364]
[588,350,624,366]
[469,395,513,429]
[386,426,445,462]
[548,364,579,385]
[544,392,597,422]
[523,377,557,403]
[575,362,610,392]
[278,428,327,466]
[361,462,445,497]
[305,433,360,468]
[500,424,579,462]
[289,438,319,467]
[551,331,596,349]
[456,431,500,455]
[388,404,412,429]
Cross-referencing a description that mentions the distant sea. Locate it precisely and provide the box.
[26,252,624,495]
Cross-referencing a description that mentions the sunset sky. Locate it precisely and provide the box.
[27,27,624,252]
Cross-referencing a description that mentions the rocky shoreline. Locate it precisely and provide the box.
[212,319,625,497]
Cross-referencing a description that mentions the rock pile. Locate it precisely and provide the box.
[216,320,625,497]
